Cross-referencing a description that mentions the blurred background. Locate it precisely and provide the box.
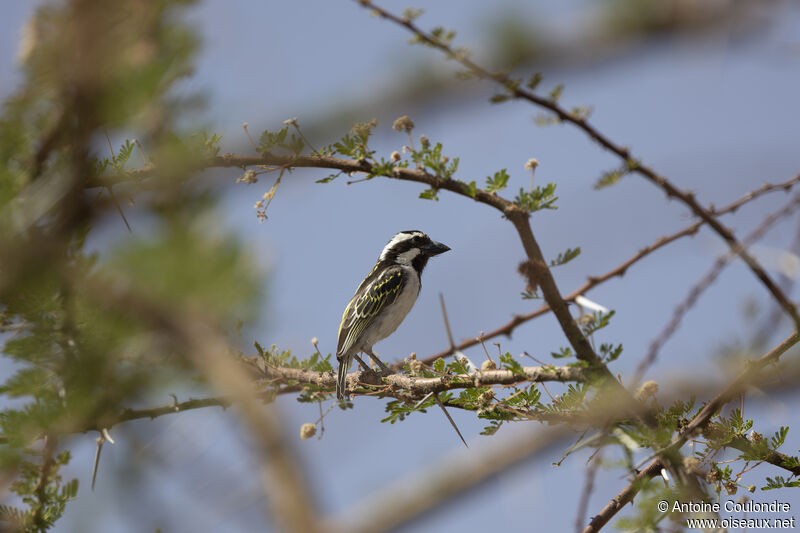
[2,0,800,531]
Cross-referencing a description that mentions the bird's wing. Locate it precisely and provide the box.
[337,266,405,357]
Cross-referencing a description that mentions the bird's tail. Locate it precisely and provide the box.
[336,354,349,400]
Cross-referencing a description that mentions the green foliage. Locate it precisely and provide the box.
[549,247,580,267]
[189,131,223,159]
[499,352,526,377]
[579,310,615,337]
[0,450,77,532]
[598,343,623,363]
[485,169,510,193]
[419,188,439,201]
[543,383,588,413]
[526,72,543,90]
[513,183,558,212]
[382,397,433,424]
[771,426,789,449]
[255,343,333,373]
[429,26,457,45]
[551,346,573,359]
[258,126,304,155]
[0,3,263,529]
[410,141,460,179]
[548,83,564,102]
[594,158,640,189]
[762,475,800,490]
[534,113,561,127]
[108,220,261,322]
[402,8,424,21]
[316,172,343,184]
[594,164,628,189]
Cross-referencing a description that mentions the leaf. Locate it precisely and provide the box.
[527,72,543,90]
[548,83,564,101]
[316,172,340,184]
[551,347,572,359]
[485,169,509,193]
[499,352,525,377]
[419,188,439,201]
[514,183,558,213]
[550,247,581,267]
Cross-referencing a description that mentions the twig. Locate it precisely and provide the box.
[575,453,601,533]
[31,434,58,530]
[633,194,800,385]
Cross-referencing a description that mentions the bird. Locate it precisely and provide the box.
[336,230,450,400]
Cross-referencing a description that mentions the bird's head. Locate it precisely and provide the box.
[379,230,450,270]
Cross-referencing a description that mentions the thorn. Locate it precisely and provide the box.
[92,429,115,491]
[434,394,468,448]
[170,393,179,411]
[91,436,103,491]
[413,392,434,410]
[101,428,115,445]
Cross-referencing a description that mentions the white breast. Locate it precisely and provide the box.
[355,265,420,352]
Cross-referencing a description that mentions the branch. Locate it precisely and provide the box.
[249,359,588,396]
[357,0,800,330]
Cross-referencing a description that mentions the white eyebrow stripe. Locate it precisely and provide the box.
[379,232,417,260]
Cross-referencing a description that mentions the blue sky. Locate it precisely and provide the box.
[2,1,800,532]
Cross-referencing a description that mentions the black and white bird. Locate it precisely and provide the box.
[336,230,450,400]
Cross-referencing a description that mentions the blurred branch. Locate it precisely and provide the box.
[334,425,573,533]
[358,0,800,330]
[80,276,322,533]
[634,193,800,385]
[575,453,601,533]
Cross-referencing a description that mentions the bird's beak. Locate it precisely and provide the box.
[424,241,450,256]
